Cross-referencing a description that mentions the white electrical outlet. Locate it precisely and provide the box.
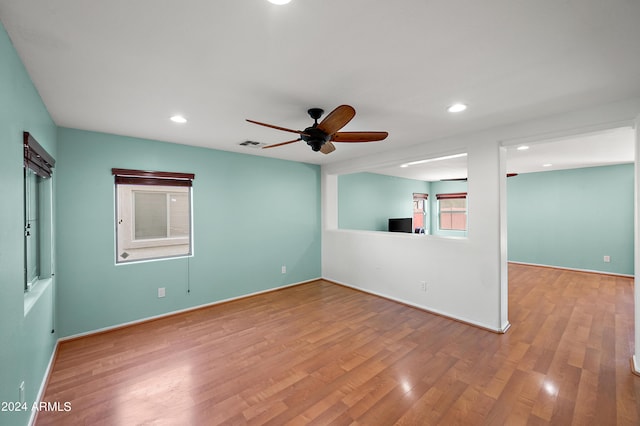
[158,287,166,298]
[281,265,286,274]
[604,255,611,263]
[420,281,427,292]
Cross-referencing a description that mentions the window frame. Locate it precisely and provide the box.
[412,193,428,234]
[118,184,191,249]
[24,167,41,290]
[23,132,55,291]
[436,192,467,231]
[112,168,195,264]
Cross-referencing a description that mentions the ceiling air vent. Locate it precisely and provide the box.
[239,140,266,149]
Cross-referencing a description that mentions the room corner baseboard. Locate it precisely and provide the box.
[631,355,640,377]
[500,322,511,334]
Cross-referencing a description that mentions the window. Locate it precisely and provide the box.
[413,193,428,234]
[113,169,194,263]
[437,192,467,231]
[25,168,41,288]
[23,132,55,291]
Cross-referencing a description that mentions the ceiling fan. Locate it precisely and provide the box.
[246,105,388,154]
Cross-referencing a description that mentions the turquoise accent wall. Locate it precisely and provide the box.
[0,22,58,426]
[338,172,430,231]
[55,128,321,337]
[508,164,634,275]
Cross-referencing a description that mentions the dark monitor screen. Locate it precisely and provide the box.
[388,218,412,233]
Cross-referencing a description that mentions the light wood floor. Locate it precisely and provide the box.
[37,264,640,425]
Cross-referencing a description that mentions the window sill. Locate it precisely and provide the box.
[24,277,52,317]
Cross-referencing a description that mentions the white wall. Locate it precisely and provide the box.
[322,97,640,333]
[635,112,640,373]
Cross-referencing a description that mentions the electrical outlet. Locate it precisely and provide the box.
[419,281,427,292]
[158,287,166,298]
[281,265,286,274]
[603,255,611,263]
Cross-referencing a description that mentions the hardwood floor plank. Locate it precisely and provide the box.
[572,369,598,426]
[36,265,640,425]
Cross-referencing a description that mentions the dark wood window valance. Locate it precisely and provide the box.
[24,132,55,178]
[112,168,195,187]
[413,193,428,200]
[436,192,467,200]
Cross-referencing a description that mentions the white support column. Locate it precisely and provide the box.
[321,170,338,231]
[499,145,509,332]
[633,115,640,375]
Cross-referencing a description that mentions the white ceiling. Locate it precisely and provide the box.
[371,126,635,181]
[1,0,640,168]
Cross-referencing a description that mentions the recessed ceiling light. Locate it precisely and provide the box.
[268,0,291,4]
[170,115,187,124]
[517,145,529,151]
[542,163,552,167]
[447,103,467,113]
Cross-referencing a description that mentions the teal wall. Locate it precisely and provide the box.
[508,164,634,275]
[55,128,321,337]
[0,22,58,426]
[338,172,430,231]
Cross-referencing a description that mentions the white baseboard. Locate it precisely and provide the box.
[632,355,640,376]
[323,276,508,334]
[29,339,59,426]
[508,261,633,278]
[59,277,320,342]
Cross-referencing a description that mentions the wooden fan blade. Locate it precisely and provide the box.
[320,142,336,154]
[317,105,356,135]
[331,131,388,142]
[441,177,468,182]
[262,138,301,149]
[246,119,305,135]
[442,174,517,182]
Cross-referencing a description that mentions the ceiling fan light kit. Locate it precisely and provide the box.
[246,105,388,154]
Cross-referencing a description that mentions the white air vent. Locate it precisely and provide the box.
[239,141,266,149]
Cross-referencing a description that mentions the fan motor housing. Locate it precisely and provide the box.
[301,126,330,151]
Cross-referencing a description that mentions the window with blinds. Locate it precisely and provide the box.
[23,132,55,291]
[437,192,467,231]
[112,168,194,263]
